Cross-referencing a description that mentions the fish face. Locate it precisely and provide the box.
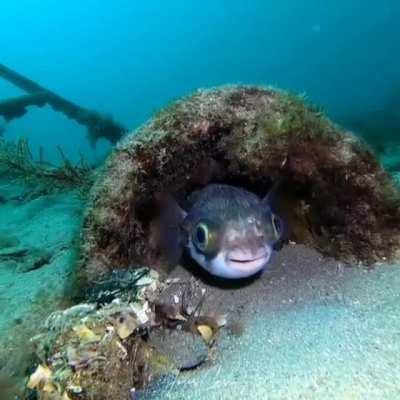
[186,191,284,279]
[159,184,284,279]
[216,212,276,278]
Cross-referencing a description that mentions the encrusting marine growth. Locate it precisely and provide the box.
[79,85,400,287]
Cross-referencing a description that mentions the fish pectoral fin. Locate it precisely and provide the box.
[158,193,187,224]
[159,225,188,266]
[156,193,188,266]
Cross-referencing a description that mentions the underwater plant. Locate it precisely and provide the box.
[0,137,94,195]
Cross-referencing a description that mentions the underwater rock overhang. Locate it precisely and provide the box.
[79,85,400,285]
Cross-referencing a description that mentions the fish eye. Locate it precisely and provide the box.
[192,220,219,255]
[194,222,209,250]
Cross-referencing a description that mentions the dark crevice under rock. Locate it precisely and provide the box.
[78,85,400,286]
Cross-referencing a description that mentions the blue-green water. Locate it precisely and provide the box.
[1,1,400,162]
[1,2,400,399]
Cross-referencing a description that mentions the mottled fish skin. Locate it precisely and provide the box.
[161,184,284,279]
[187,184,263,223]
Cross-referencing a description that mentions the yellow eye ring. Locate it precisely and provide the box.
[194,222,209,250]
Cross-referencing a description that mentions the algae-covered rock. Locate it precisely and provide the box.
[79,85,400,285]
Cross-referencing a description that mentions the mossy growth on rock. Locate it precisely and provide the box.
[79,85,400,285]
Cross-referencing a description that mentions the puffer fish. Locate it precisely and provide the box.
[159,183,284,279]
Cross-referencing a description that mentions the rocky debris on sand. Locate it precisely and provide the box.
[26,268,221,400]
[27,268,167,400]
[85,268,159,305]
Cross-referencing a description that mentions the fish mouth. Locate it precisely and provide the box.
[227,250,271,272]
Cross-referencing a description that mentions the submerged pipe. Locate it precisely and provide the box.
[0,63,126,145]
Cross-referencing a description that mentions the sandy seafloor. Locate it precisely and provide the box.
[141,248,400,400]
[1,174,400,399]
[0,177,83,393]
